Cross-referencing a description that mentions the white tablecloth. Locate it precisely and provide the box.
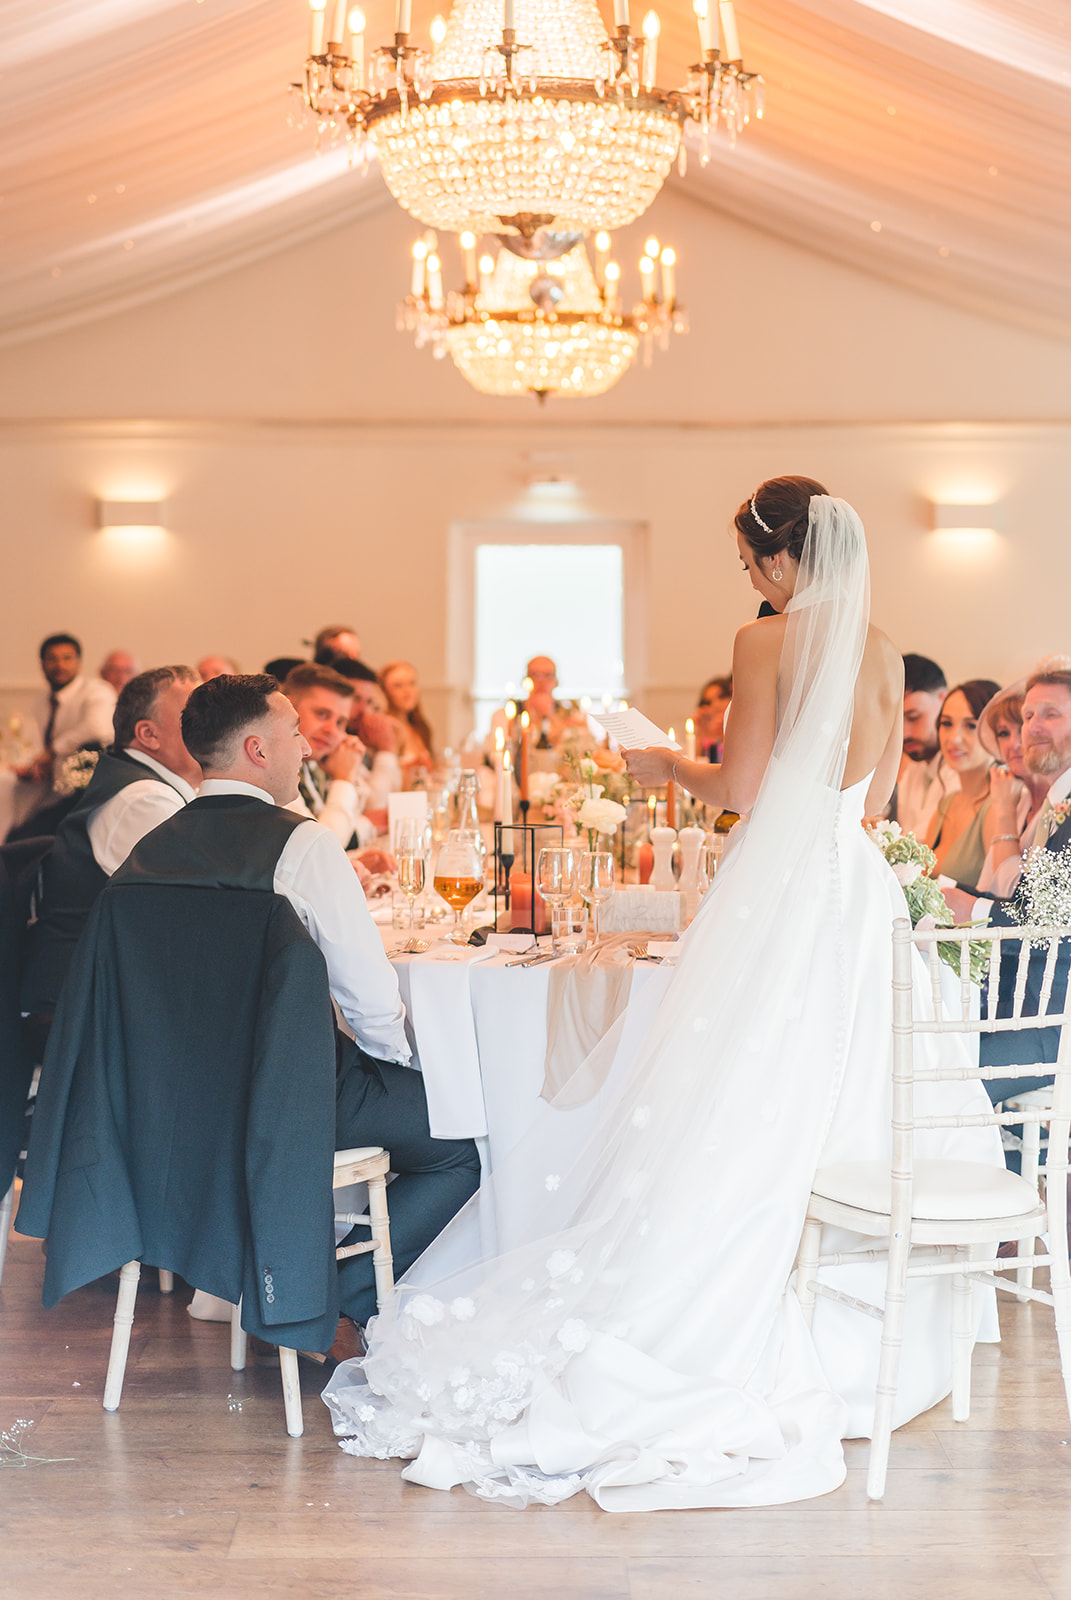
[387,936,673,1173]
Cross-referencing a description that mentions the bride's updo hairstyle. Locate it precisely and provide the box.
[734,475,829,564]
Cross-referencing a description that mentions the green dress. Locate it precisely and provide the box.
[934,791,992,889]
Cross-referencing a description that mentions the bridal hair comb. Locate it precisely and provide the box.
[749,496,774,535]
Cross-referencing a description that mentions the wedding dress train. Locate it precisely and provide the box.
[323,500,1004,1510]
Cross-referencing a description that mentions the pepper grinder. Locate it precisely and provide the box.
[649,825,678,892]
[677,825,706,922]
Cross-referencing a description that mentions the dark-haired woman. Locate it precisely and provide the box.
[325,476,1002,1512]
[924,679,1001,882]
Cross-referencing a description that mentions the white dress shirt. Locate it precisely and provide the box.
[32,674,116,759]
[199,778,410,1064]
[896,752,959,841]
[85,750,198,875]
[289,759,388,846]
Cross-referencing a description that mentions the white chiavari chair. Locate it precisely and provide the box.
[104,1145,394,1439]
[795,918,1071,1501]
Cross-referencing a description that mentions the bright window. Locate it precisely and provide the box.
[473,543,625,731]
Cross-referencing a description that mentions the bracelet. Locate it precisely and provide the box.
[671,757,681,784]
[992,834,1020,845]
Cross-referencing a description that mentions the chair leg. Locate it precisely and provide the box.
[103,1261,142,1412]
[230,1298,247,1372]
[158,1269,174,1294]
[951,1249,973,1422]
[367,1172,395,1309]
[0,1180,14,1288]
[794,1214,823,1330]
[867,1231,911,1502]
[1018,1120,1043,1301]
[279,1348,303,1437]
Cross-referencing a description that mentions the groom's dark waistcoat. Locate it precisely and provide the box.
[17,795,341,1351]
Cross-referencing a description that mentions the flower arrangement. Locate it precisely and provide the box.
[1011,842,1071,942]
[526,745,633,850]
[53,747,100,796]
[564,754,629,851]
[865,820,990,985]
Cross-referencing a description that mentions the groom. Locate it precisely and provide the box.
[944,666,1071,1151]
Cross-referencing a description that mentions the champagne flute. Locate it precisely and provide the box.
[578,849,615,941]
[396,818,427,932]
[433,829,485,944]
[536,847,578,952]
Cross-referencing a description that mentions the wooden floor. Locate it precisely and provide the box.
[3,1203,1071,1600]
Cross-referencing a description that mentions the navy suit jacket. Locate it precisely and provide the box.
[979,812,1071,1068]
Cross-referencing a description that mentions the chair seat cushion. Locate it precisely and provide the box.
[811,1159,1039,1221]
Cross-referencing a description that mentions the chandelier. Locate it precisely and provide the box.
[296,0,763,240]
[398,229,686,399]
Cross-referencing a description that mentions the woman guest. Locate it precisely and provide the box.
[695,676,732,762]
[925,677,1001,881]
[379,661,435,785]
[973,682,1051,895]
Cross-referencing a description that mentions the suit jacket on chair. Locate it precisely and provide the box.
[16,878,341,1351]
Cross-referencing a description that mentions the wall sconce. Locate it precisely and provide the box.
[96,498,167,531]
[929,500,1002,536]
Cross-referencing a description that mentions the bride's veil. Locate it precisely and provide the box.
[333,497,871,1449]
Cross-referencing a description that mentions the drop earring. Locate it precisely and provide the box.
[771,565,783,582]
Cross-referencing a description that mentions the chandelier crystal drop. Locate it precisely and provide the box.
[295,0,763,239]
[400,231,686,400]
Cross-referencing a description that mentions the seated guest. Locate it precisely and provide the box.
[265,655,305,682]
[895,653,958,839]
[15,634,117,789]
[925,678,1000,880]
[197,654,240,681]
[942,667,1071,1150]
[168,675,480,1324]
[281,663,387,847]
[98,649,140,694]
[695,675,732,762]
[20,666,202,1031]
[974,681,1050,896]
[379,660,435,784]
[313,624,362,665]
[333,658,403,809]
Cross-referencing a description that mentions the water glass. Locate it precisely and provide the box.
[577,849,615,941]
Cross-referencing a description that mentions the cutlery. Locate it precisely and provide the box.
[505,951,560,968]
[391,937,431,956]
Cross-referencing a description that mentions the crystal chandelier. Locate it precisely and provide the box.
[399,229,686,400]
[296,0,762,240]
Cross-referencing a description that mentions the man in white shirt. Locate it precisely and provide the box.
[171,674,480,1327]
[894,652,959,839]
[281,662,386,849]
[15,633,117,787]
[20,666,202,1023]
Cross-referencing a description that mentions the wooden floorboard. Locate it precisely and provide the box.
[3,1195,1070,1599]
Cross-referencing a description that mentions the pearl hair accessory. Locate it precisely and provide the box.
[749,496,774,535]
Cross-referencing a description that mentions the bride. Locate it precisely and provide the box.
[323,479,1003,1510]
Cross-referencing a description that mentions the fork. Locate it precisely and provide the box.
[628,942,662,962]
[392,937,431,956]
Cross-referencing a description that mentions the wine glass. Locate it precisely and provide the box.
[432,829,485,944]
[577,849,615,941]
[535,847,578,951]
[396,818,427,932]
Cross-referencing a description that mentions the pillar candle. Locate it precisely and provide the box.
[501,750,514,827]
[684,717,696,760]
[509,871,547,935]
[666,780,676,830]
[637,840,654,884]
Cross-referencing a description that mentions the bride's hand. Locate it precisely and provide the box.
[623,746,677,787]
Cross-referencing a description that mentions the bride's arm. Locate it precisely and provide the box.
[624,623,780,813]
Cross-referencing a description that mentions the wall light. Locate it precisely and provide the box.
[96,498,167,531]
[930,500,1002,536]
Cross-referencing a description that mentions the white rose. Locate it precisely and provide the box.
[892,862,922,888]
[578,758,599,779]
[577,797,628,835]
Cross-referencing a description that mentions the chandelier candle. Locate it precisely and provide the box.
[395,0,411,36]
[309,0,326,54]
[613,0,630,27]
[642,10,659,91]
[719,0,740,60]
[330,0,347,46]
[694,0,717,56]
[348,8,365,83]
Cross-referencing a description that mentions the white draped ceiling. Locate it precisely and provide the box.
[1,0,1068,347]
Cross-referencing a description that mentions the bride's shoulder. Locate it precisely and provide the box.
[864,625,904,684]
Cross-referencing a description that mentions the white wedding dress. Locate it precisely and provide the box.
[323,499,1004,1510]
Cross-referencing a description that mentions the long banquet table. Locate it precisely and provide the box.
[381,931,675,1176]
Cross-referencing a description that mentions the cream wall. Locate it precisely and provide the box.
[0,186,1067,745]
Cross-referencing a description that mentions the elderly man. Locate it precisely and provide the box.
[21,666,202,1035]
[281,662,388,848]
[942,666,1071,1146]
[16,634,116,787]
[895,653,958,838]
[98,649,140,694]
[155,675,479,1327]
[197,654,240,681]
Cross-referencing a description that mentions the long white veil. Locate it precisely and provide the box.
[325,497,871,1507]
